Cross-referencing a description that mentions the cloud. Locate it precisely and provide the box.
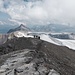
[0,0,75,26]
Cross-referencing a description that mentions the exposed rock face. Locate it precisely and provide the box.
[0,37,75,75]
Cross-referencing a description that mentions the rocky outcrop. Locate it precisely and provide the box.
[0,49,60,75]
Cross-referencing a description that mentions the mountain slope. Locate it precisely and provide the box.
[0,37,75,75]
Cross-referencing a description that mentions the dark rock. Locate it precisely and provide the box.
[24,50,36,57]
[16,69,23,73]
[24,57,33,64]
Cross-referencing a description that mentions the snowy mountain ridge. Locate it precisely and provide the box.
[8,30,75,50]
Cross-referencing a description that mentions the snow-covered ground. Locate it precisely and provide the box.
[40,34,62,45]
[14,31,33,38]
[58,39,75,50]
[8,31,33,40]
[40,34,75,50]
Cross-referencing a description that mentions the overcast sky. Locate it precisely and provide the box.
[0,0,75,26]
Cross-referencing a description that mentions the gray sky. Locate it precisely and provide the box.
[0,0,75,26]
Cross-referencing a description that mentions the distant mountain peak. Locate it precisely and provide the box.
[19,24,26,28]
[17,24,28,30]
[7,24,31,33]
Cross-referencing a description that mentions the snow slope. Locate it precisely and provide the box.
[14,31,33,38]
[40,34,62,45]
[58,39,75,50]
[40,34,75,50]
